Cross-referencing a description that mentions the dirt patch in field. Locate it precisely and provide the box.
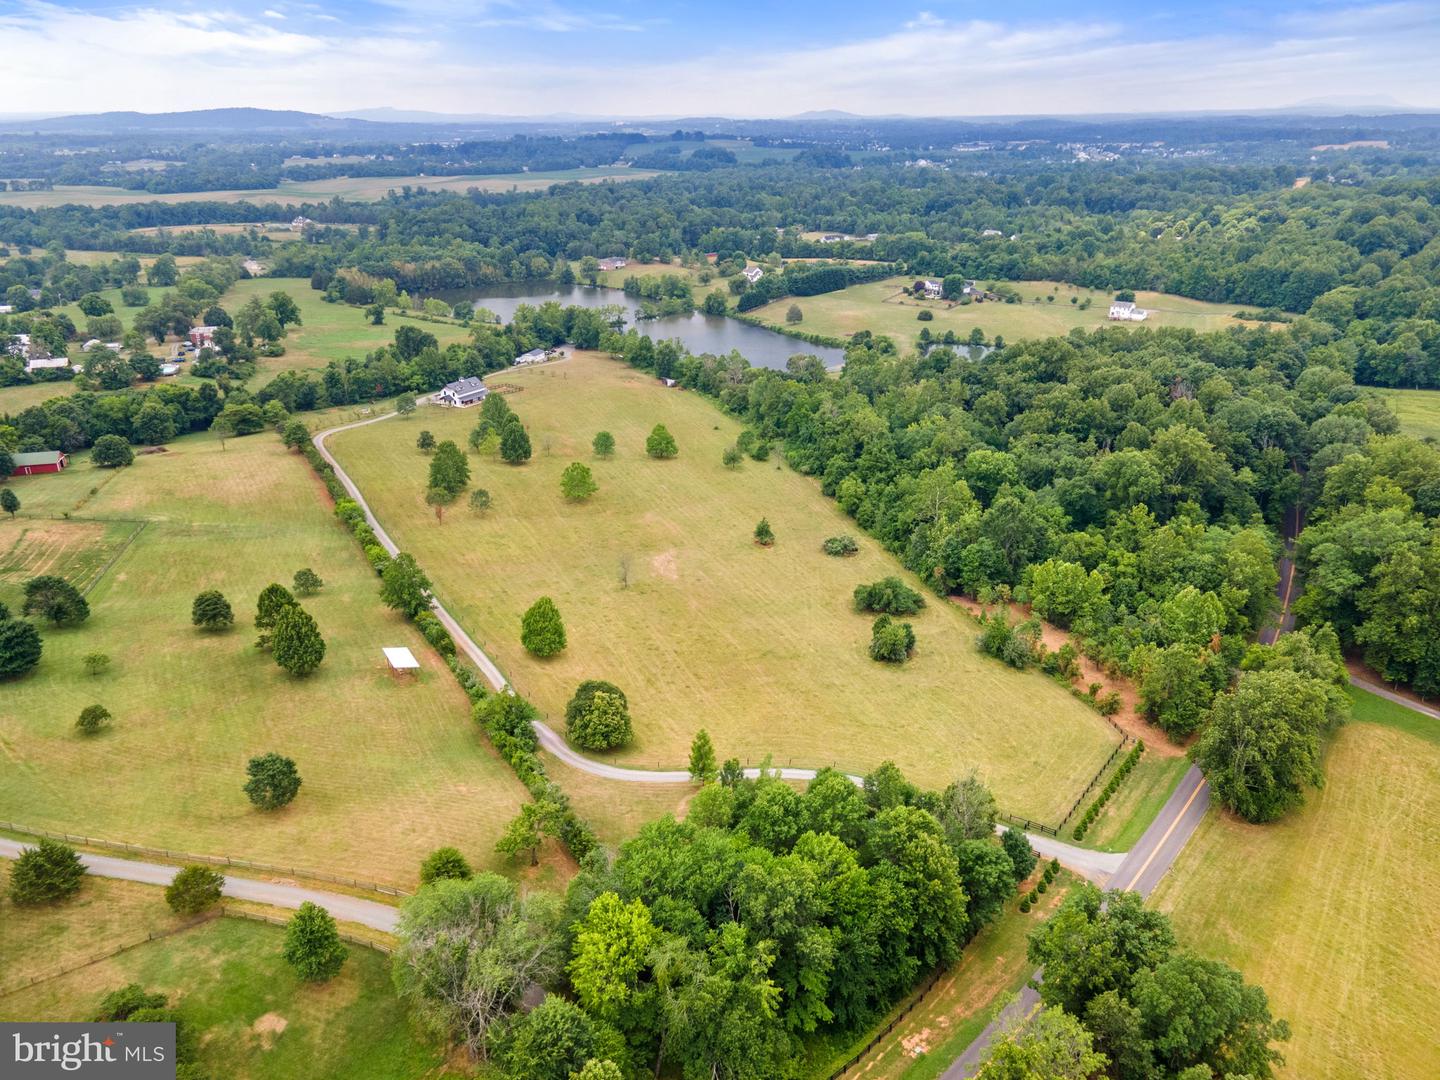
[251,1012,288,1049]
[651,549,679,581]
[950,595,1179,756]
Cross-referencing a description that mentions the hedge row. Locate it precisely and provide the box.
[1071,741,1145,841]
[295,431,598,862]
[1019,857,1061,913]
[727,311,848,349]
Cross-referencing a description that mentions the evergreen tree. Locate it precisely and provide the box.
[645,424,678,459]
[0,617,42,678]
[191,590,234,630]
[165,865,224,915]
[8,839,85,905]
[501,419,533,464]
[753,518,775,546]
[283,901,347,982]
[272,604,326,676]
[0,488,19,518]
[688,728,718,782]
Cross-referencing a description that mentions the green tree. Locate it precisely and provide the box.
[283,901,347,982]
[81,651,110,676]
[785,303,803,323]
[1028,558,1105,628]
[469,488,493,514]
[1,488,20,517]
[244,752,302,810]
[592,431,615,458]
[90,434,134,467]
[1158,585,1227,646]
[937,769,998,844]
[254,582,297,648]
[93,984,168,1021]
[147,253,178,286]
[261,400,290,431]
[429,439,471,496]
[975,1005,1108,1080]
[646,424,678,459]
[568,892,659,1024]
[1000,827,1037,883]
[1192,669,1328,822]
[419,846,473,885]
[165,865,224,915]
[392,874,562,1060]
[722,446,743,469]
[689,728,718,781]
[496,800,560,866]
[292,568,323,596]
[272,604,325,676]
[8,839,86,905]
[1137,644,1215,738]
[570,1060,624,1080]
[395,394,417,417]
[498,994,609,1080]
[23,575,90,626]
[560,461,598,501]
[570,689,632,751]
[191,590,234,630]
[380,553,433,617]
[753,517,774,546]
[501,419,533,464]
[521,596,566,657]
[0,617,43,678]
[869,614,916,663]
[416,430,436,453]
[76,703,111,735]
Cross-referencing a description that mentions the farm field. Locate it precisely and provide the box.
[218,277,475,387]
[0,168,662,209]
[1151,687,1440,1080]
[0,429,531,886]
[0,884,443,1080]
[0,378,77,415]
[748,277,1252,344]
[328,350,1120,821]
[1386,388,1440,441]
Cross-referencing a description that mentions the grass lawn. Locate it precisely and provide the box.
[0,379,78,416]
[805,873,1075,1079]
[219,277,475,389]
[0,169,662,209]
[0,899,444,1080]
[1385,388,1440,442]
[749,277,1255,346]
[1071,753,1190,852]
[1150,687,1440,1080]
[328,350,1119,821]
[0,429,530,887]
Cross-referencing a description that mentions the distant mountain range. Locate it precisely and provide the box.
[1,102,1435,138]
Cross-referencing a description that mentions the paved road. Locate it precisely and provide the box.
[0,837,399,932]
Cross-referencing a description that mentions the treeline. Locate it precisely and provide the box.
[734,261,894,311]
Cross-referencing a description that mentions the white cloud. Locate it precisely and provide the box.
[1,2,1437,117]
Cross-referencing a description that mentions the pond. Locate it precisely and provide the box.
[442,282,847,371]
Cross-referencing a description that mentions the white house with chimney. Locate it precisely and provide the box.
[1108,301,1149,322]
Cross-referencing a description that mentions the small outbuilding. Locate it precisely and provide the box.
[11,450,68,476]
[382,646,421,677]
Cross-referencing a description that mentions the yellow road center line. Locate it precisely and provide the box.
[1120,777,1205,892]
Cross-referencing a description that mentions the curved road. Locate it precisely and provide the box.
[0,837,399,932]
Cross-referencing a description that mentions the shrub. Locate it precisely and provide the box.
[415,610,456,657]
[753,518,774,546]
[1019,899,1031,913]
[521,597,566,657]
[9,839,85,905]
[1027,889,1039,905]
[419,846,473,885]
[364,544,390,573]
[1096,690,1123,716]
[469,488,492,513]
[94,984,167,1021]
[750,441,771,461]
[76,704,111,735]
[1037,879,1047,894]
[916,309,933,321]
[416,430,436,452]
[853,576,926,615]
[165,865,223,915]
[869,614,917,664]
[823,535,859,557]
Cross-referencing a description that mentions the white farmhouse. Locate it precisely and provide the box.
[436,376,490,407]
[742,266,764,284]
[921,279,944,299]
[1108,301,1149,322]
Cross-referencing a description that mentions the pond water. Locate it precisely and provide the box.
[443,282,847,371]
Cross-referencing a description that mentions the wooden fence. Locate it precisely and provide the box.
[0,913,219,998]
[1057,734,1132,830]
[827,968,944,1077]
[0,821,410,898]
[220,906,394,955]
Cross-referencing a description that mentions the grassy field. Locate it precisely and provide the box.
[1151,687,1440,1080]
[749,277,1255,345]
[0,168,662,209]
[219,277,475,388]
[0,884,443,1079]
[0,429,530,886]
[1385,388,1440,442]
[0,379,78,415]
[1072,753,1190,852]
[328,350,1119,820]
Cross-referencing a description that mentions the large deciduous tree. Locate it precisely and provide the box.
[191,590,234,630]
[283,901,347,982]
[521,596,566,657]
[380,553,433,617]
[244,752,302,810]
[272,604,326,676]
[23,576,90,626]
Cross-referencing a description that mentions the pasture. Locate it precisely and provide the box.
[1151,688,1440,1080]
[0,431,530,886]
[748,277,1251,344]
[0,879,441,1080]
[217,277,475,387]
[327,350,1120,821]
[1386,388,1440,442]
[0,168,662,210]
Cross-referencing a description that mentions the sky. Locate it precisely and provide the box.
[2,0,1439,118]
